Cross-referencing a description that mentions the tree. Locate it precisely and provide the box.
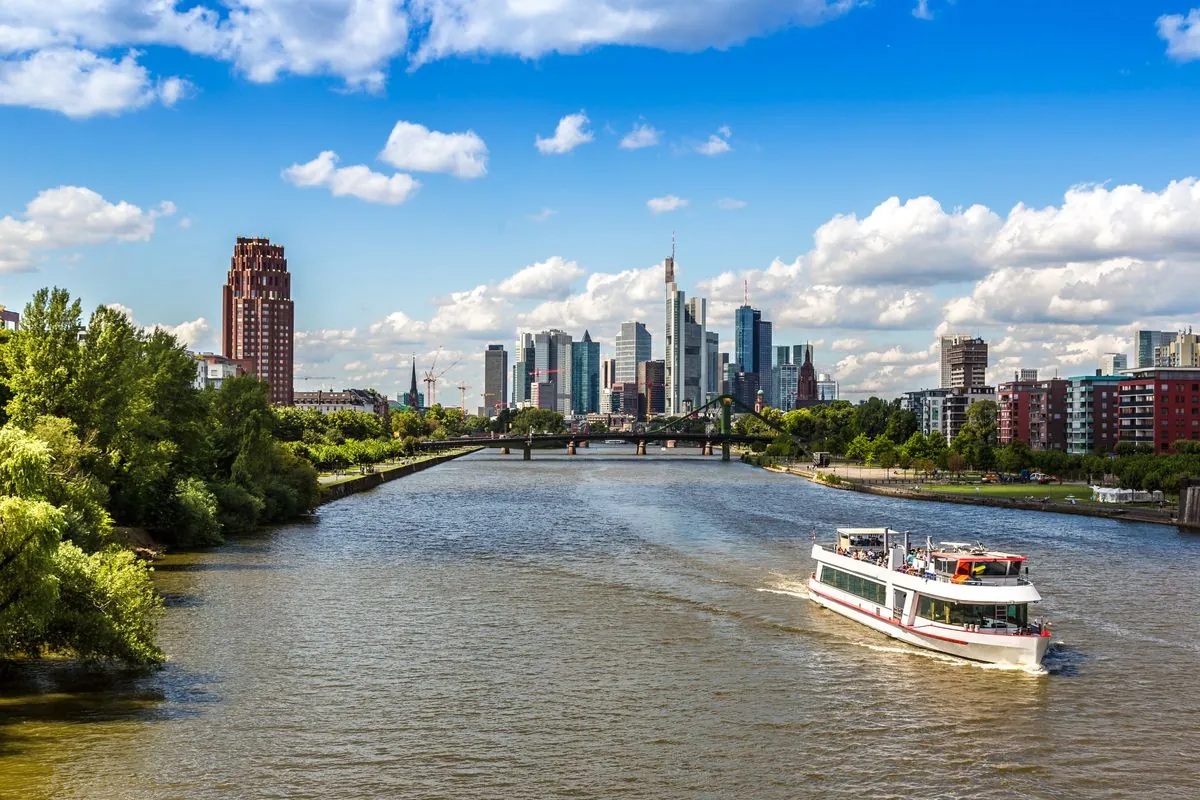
[845,433,872,461]
[2,288,84,428]
[884,409,918,445]
[391,409,430,440]
[852,397,891,439]
[510,408,566,435]
[946,452,967,477]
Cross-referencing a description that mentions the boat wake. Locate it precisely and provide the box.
[756,585,810,600]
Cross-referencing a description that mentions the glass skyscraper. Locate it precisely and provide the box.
[570,331,600,415]
[615,321,651,385]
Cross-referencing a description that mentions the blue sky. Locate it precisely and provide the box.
[2,0,1200,402]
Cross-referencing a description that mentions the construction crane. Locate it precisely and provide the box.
[422,346,460,407]
[457,382,470,414]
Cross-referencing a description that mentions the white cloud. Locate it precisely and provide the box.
[378,120,488,179]
[620,122,660,149]
[368,311,428,343]
[695,132,732,156]
[716,197,746,210]
[1158,9,1200,62]
[282,150,420,205]
[429,285,511,338]
[178,216,193,229]
[104,303,211,348]
[409,0,854,65]
[536,111,593,154]
[0,1,858,110]
[647,194,687,214]
[0,48,191,117]
[295,327,360,363]
[496,256,585,299]
[832,337,867,351]
[520,263,664,333]
[529,208,555,222]
[0,185,171,271]
[912,0,933,21]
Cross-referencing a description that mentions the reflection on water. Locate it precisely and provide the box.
[3,448,1198,799]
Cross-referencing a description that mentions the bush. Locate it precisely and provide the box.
[210,480,264,535]
[166,477,223,547]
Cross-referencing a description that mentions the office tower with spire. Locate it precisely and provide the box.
[733,283,773,407]
[222,236,294,405]
[663,236,708,415]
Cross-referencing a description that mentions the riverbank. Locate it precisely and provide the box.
[766,464,1180,527]
[317,447,482,505]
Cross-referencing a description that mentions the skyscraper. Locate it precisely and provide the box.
[775,345,791,367]
[705,330,720,402]
[222,236,294,405]
[793,343,813,369]
[665,250,684,415]
[571,331,600,414]
[684,296,706,412]
[528,329,572,414]
[757,319,773,407]
[663,241,709,415]
[1099,352,1128,376]
[615,321,651,385]
[734,305,758,373]
[512,333,535,407]
[483,344,508,416]
[734,303,772,406]
[1137,330,1174,368]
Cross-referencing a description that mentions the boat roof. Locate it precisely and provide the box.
[932,542,1026,561]
[835,527,902,535]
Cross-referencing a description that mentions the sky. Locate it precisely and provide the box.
[2,1,1200,406]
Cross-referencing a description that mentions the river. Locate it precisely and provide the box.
[3,448,1197,799]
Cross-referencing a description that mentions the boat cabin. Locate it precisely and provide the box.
[928,542,1028,585]
[835,527,904,555]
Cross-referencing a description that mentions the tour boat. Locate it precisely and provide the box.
[807,528,1051,667]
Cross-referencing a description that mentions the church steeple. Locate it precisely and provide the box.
[407,355,420,409]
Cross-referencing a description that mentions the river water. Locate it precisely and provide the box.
[3,448,1198,799]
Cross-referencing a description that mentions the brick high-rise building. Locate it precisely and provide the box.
[222,237,295,405]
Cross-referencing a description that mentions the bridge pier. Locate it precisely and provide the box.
[722,442,730,462]
[501,446,510,455]
[637,440,646,456]
[567,441,576,455]
[523,445,532,461]
[703,441,713,456]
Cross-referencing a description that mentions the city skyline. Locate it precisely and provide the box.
[3,2,1200,402]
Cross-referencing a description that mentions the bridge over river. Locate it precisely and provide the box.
[419,394,797,461]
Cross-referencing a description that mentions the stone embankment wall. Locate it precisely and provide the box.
[1180,486,1200,530]
[318,449,480,505]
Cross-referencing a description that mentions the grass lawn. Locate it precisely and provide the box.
[924,483,1089,501]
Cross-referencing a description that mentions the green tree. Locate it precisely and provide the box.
[852,397,892,439]
[510,408,566,435]
[846,433,872,461]
[884,409,918,445]
[391,409,430,439]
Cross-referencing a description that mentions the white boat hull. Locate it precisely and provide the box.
[807,579,1050,667]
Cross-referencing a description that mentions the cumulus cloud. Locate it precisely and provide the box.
[0,1,859,113]
[409,0,854,65]
[620,122,661,149]
[535,111,594,154]
[0,48,191,117]
[378,120,488,178]
[496,256,585,299]
[647,194,687,214]
[520,264,664,332]
[0,185,172,271]
[105,303,211,348]
[695,128,732,156]
[912,0,933,21]
[832,337,867,351]
[282,150,420,205]
[1158,9,1200,62]
[295,327,360,363]
[368,311,428,343]
[429,285,511,338]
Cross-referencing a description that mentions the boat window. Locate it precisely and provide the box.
[916,597,1030,628]
[975,561,1011,577]
[820,565,887,605]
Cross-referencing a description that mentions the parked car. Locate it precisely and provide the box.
[982,472,1000,483]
